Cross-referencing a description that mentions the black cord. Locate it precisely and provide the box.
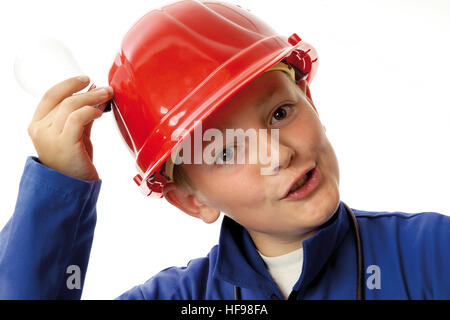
[343,201,365,300]
[233,285,241,300]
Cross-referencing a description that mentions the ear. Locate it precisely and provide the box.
[162,182,220,224]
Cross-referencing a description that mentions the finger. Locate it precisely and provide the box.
[62,105,104,143]
[83,119,95,160]
[85,119,94,138]
[84,130,94,161]
[33,75,91,122]
[53,86,113,133]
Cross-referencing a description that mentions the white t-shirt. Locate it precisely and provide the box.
[257,247,304,299]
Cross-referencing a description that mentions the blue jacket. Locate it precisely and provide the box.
[0,156,449,299]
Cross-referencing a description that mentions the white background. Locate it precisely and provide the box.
[0,0,449,299]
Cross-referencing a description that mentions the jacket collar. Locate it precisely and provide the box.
[213,200,351,293]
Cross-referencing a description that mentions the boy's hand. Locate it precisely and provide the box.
[27,76,114,181]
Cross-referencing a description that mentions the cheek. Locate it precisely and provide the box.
[309,119,340,186]
[288,107,339,180]
[320,137,340,185]
[195,166,268,212]
[288,107,325,152]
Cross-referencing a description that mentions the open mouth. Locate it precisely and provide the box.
[288,169,313,193]
[282,166,321,201]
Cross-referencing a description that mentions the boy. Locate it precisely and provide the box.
[0,0,449,300]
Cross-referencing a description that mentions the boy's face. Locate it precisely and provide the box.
[164,70,340,245]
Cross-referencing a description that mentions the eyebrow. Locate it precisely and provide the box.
[256,86,278,108]
[211,86,283,132]
[212,87,280,134]
[202,87,281,150]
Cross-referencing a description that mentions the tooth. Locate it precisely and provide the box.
[290,174,308,192]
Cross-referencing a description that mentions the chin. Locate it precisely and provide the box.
[292,181,340,231]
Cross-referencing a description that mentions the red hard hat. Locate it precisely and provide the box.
[108,0,318,198]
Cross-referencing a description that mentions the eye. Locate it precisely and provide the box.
[215,145,236,164]
[269,104,292,125]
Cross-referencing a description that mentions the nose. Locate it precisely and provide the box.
[261,143,295,176]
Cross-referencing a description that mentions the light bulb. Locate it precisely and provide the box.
[14,36,86,98]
